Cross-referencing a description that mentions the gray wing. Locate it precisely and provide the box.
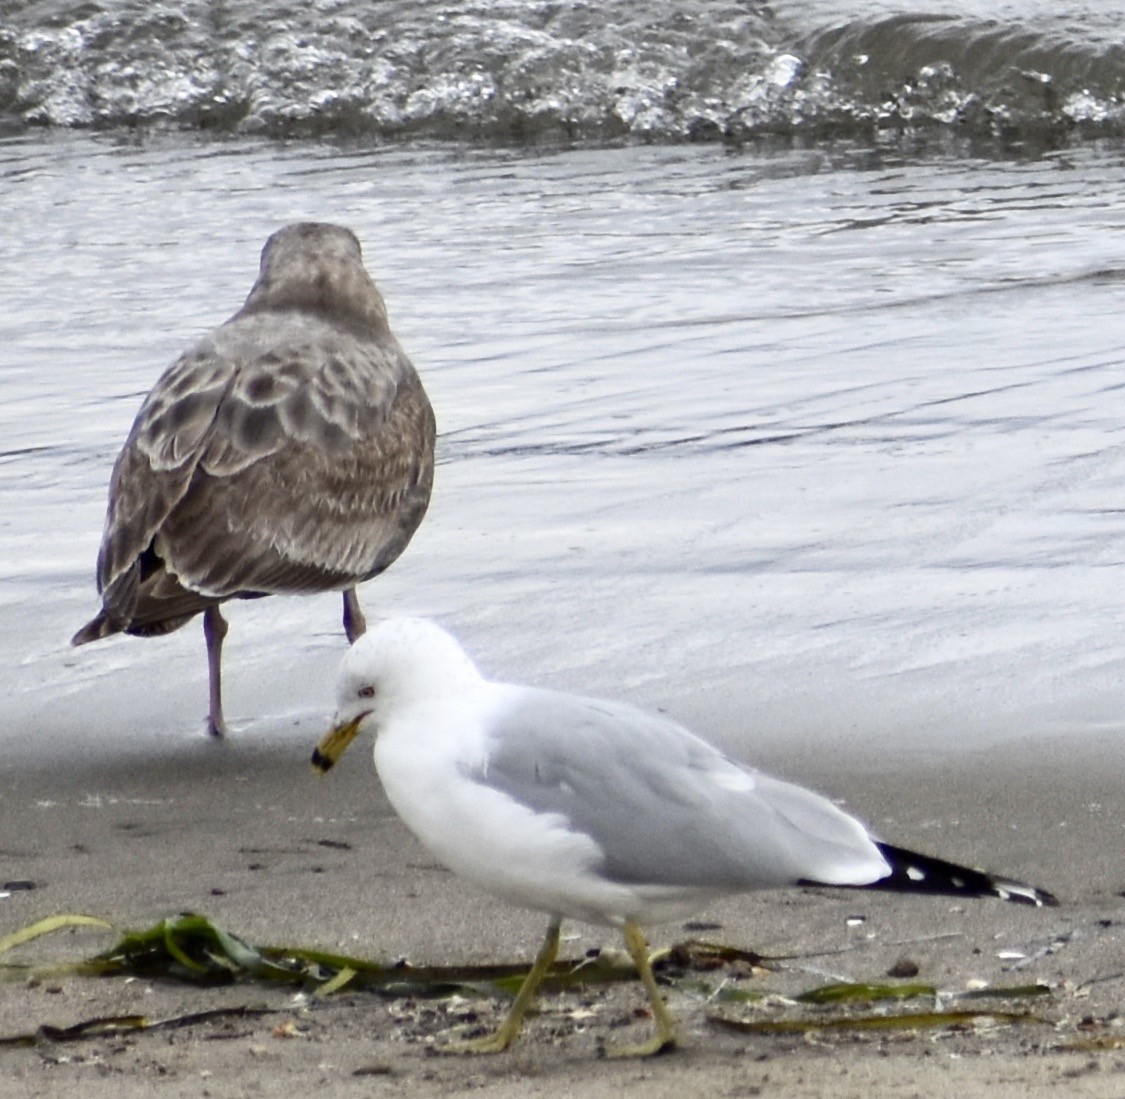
[88,309,434,634]
[475,688,888,891]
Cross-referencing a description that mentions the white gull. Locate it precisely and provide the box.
[314,617,1056,1056]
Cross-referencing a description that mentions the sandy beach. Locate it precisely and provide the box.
[0,716,1120,1098]
[3,99,1125,1098]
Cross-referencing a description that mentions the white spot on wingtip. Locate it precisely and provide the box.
[906,866,925,882]
[713,768,757,793]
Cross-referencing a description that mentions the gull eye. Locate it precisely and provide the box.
[357,685,376,699]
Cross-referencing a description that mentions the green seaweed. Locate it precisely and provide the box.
[0,912,639,999]
[795,981,936,1004]
[1058,1034,1125,1052]
[0,911,1060,1051]
[708,1008,1044,1034]
[0,913,114,958]
[0,1007,277,1048]
[954,983,1052,1001]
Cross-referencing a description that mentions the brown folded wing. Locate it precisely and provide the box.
[76,307,435,642]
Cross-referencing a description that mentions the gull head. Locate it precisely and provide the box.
[243,221,390,334]
[312,617,482,772]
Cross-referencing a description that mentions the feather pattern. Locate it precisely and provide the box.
[73,224,435,734]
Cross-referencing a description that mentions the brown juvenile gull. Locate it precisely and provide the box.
[73,223,436,737]
[313,618,1057,1058]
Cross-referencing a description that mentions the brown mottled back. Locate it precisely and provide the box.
[73,223,436,707]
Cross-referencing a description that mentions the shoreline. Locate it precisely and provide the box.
[0,721,1121,1096]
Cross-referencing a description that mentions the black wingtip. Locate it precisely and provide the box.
[71,616,107,647]
[867,843,1058,907]
[71,609,126,647]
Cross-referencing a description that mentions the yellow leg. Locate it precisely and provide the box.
[604,921,678,1058]
[437,918,561,1055]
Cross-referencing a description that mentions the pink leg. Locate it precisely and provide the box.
[342,588,367,643]
[203,605,229,738]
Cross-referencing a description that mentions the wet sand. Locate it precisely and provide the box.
[4,125,1125,1098]
[0,715,1121,1097]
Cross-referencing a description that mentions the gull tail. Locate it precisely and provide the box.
[861,843,1058,907]
[72,565,136,646]
[71,610,122,646]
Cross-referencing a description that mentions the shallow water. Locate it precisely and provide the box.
[2,132,1124,763]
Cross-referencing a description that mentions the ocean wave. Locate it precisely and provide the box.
[1,1,1121,144]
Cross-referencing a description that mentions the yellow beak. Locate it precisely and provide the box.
[311,713,367,773]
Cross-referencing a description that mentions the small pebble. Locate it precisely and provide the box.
[886,957,920,978]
